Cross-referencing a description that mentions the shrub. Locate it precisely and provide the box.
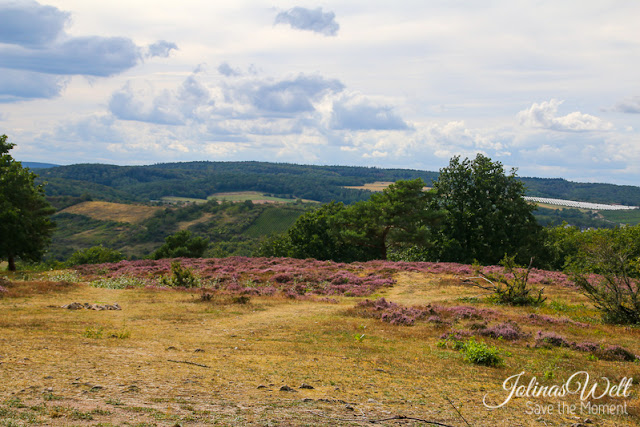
[597,345,638,362]
[66,245,124,266]
[470,256,546,306]
[355,298,430,326]
[160,261,201,288]
[570,237,640,324]
[535,331,572,348]
[460,338,504,367]
[478,321,529,341]
[151,230,209,260]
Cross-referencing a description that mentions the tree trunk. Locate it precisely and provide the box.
[8,256,16,272]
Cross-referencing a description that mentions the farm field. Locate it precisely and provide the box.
[59,202,162,224]
[208,192,317,204]
[1,258,638,426]
[161,192,318,205]
[344,182,432,192]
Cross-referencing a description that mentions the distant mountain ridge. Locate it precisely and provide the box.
[33,160,640,207]
[21,161,60,169]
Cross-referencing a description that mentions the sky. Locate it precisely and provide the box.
[1,1,639,185]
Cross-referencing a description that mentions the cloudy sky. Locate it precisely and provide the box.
[1,1,639,185]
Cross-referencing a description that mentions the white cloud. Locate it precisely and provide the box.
[274,7,339,36]
[517,99,613,132]
[612,96,640,114]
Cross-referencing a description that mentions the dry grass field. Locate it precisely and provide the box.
[59,202,162,224]
[0,265,639,426]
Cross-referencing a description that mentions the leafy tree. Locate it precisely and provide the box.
[256,202,364,261]
[570,233,640,324]
[151,230,209,259]
[0,135,56,271]
[429,154,540,265]
[340,179,440,260]
[66,245,125,266]
[259,179,440,262]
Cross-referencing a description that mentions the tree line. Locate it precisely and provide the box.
[258,154,541,266]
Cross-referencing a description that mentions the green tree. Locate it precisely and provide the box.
[0,135,56,271]
[287,201,370,262]
[151,230,209,259]
[260,179,440,262]
[340,179,440,260]
[66,245,125,266]
[430,154,540,265]
[256,202,366,262]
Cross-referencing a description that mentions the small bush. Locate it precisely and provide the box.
[597,345,638,362]
[83,327,104,339]
[535,331,572,348]
[478,321,529,341]
[461,339,504,367]
[570,237,640,324]
[355,298,430,326]
[66,245,124,266]
[160,261,201,288]
[472,256,546,306]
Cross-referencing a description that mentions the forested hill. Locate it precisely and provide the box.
[36,162,438,206]
[520,177,640,206]
[35,161,640,207]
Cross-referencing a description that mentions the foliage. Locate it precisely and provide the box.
[151,230,209,259]
[569,234,640,324]
[429,154,541,265]
[535,331,638,362]
[0,135,56,271]
[260,179,441,262]
[38,161,439,206]
[90,276,147,289]
[476,256,546,306]
[257,202,371,262]
[339,179,441,260]
[476,321,529,341]
[159,260,201,288]
[460,338,504,367]
[521,176,640,207]
[355,298,430,325]
[533,206,616,229]
[439,335,504,367]
[66,245,124,266]
[75,257,397,298]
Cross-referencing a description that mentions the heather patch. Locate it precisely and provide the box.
[535,331,639,362]
[360,260,574,288]
[76,257,395,299]
[353,298,431,326]
[436,305,500,321]
[535,331,573,348]
[477,321,529,341]
[524,313,590,328]
[75,257,574,301]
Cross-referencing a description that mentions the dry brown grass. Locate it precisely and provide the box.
[0,272,638,426]
[59,201,162,224]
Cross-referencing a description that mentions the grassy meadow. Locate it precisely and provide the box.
[59,202,163,224]
[1,259,638,426]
